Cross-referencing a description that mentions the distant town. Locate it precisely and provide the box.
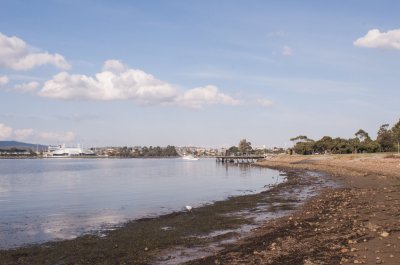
[0,140,286,158]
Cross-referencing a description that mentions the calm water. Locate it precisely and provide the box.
[0,158,282,249]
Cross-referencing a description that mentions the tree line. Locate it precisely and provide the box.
[109,145,178,157]
[290,118,400,155]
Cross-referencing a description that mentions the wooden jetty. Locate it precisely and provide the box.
[215,155,265,164]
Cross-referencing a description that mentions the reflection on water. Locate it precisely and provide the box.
[0,158,281,249]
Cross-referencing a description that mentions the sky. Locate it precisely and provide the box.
[0,0,399,148]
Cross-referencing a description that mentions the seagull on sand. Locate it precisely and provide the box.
[185,205,193,212]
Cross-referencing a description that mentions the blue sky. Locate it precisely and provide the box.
[0,0,399,147]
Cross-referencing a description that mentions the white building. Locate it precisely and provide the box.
[47,144,95,157]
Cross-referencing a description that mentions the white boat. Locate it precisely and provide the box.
[182,154,199,161]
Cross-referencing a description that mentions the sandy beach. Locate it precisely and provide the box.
[188,153,400,265]
[1,154,399,264]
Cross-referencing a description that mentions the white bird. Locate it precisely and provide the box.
[185,205,193,212]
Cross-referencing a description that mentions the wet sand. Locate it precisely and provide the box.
[187,153,400,265]
[1,153,399,264]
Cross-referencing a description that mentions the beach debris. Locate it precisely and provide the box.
[186,205,193,212]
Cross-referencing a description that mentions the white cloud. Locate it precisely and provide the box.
[0,123,75,142]
[354,28,400,50]
[282,45,293,56]
[14,81,40,93]
[0,75,9,86]
[102,59,127,73]
[39,60,240,108]
[14,128,34,140]
[0,123,13,139]
[177,85,240,109]
[257,98,274,107]
[0,32,70,70]
[39,59,177,104]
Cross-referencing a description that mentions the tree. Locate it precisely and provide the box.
[314,136,333,153]
[354,129,378,153]
[238,139,252,154]
[228,146,239,155]
[391,119,400,154]
[355,129,371,142]
[290,135,314,154]
[377,124,394,152]
[290,135,313,143]
[293,141,314,155]
[348,137,361,154]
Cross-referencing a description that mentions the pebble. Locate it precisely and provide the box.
[380,231,389,237]
[340,248,349,253]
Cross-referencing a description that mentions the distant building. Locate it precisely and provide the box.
[46,144,95,157]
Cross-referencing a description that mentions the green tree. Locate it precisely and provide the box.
[355,129,371,142]
[228,146,239,155]
[354,129,379,153]
[314,136,333,153]
[290,135,313,143]
[238,139,252,154]
[293,141,314,155]
[391,119,400,154]
[377,124,394,152]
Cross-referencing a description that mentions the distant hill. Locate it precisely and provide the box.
[0,141,48,151]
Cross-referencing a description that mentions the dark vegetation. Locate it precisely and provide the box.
[0,148,37,157]
[290,118,400,155]
[108,145,179,158]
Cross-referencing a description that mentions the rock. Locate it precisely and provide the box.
[380,231,389,237]
[340,248,349,253]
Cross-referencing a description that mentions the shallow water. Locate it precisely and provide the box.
[0,158,282,249]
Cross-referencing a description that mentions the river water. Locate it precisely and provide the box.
[0,158,282,249]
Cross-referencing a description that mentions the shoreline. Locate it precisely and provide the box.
[0,166,333,264]
[187,154,400,265]
[1,154,399,264]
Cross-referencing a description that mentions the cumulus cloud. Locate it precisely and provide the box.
[0,75,9,86]
[39,60,177,104]
[14,81,40,93]
[257,98,274,107]
[177,85,240,109]
[0,123,13,139]
[354,28,400,50]
[38,60,240,108]
[0,32,70,70]
[282,45,293,56]
[0,123,75,142]
[102,59,127,72]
